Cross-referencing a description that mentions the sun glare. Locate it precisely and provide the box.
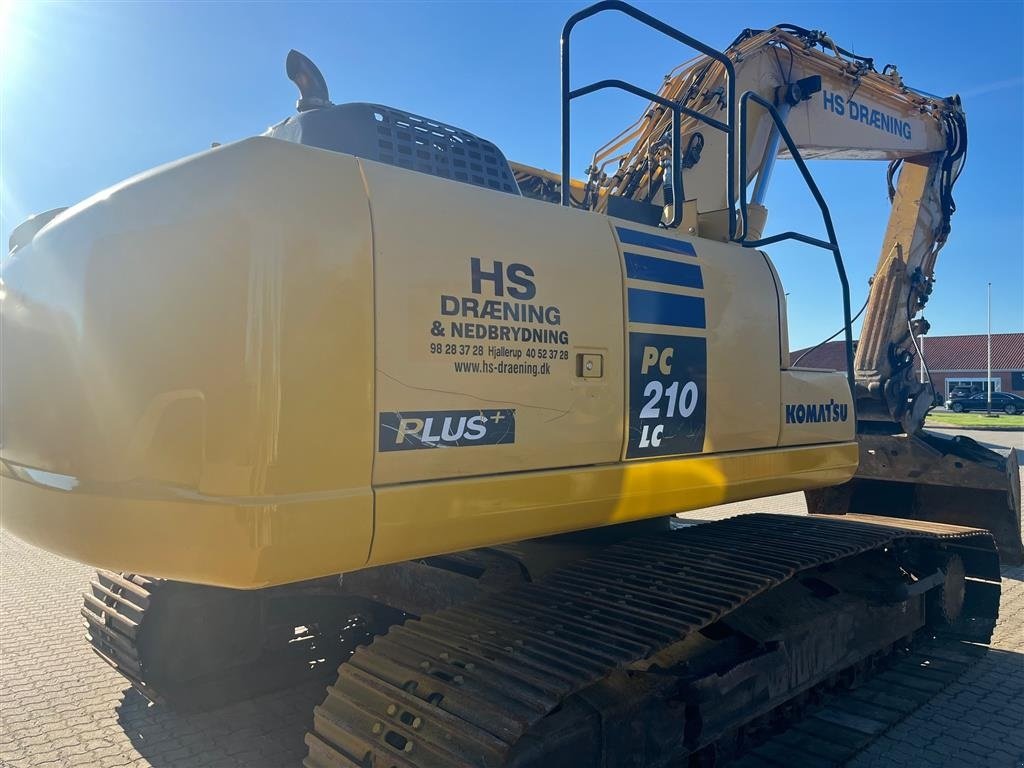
[0,0,14,47]
[0,0,29,77]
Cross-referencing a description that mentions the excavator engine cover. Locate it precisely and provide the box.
[1,134,857,588]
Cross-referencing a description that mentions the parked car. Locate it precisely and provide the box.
[949,386,980,398]
[945,392,1024,414]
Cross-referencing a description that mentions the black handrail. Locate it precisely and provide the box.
[561,0,737,237]
[568,79,731,138]
[737,91,855,395]
[559,2,854,397]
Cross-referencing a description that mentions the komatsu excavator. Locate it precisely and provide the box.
[1,3,1020,766]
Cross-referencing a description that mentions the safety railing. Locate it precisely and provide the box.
[560,0,855,395]
[738,91,855,393]
[560,0,737,235]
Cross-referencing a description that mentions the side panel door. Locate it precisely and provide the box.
[364,162,625,486]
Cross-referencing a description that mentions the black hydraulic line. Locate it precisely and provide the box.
[730,23,876,70]
[904,286,935,401]
[569,80,684,226]
[938,108,967,240]
[561,0,737,236]
[677,60,716,117]
[791,292,869,368]
[887,158,903,203]
[620,157,651,200]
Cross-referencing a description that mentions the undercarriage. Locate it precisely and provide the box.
[83,512,1000,767]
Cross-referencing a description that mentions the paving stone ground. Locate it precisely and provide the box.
[2,429,1021,768]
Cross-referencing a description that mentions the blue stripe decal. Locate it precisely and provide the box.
[616,227,697,257]
[628,288,706,329]
[624,252,704,289]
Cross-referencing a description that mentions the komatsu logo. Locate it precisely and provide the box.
[785,399,849,424]
[379,409,516,451]
[822,90,912,141]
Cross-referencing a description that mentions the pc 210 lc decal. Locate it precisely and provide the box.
[627,332,707,459]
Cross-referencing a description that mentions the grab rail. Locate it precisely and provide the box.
[560,1,854,396]
[738,91,855,394]
[560,0,737,237]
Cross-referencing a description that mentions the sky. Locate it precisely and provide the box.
[2,0,1022,350]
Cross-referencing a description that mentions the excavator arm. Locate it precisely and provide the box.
[512,18,1021,562]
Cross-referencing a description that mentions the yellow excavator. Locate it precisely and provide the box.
[1,2,1020,766]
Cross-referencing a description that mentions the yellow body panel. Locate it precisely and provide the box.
[2,138,377,585]
[0,137,858,588]
[370,442,857,566]
[0,474,372,588]
[367,161,626,483]
[1,138,376,499]
[779,369,856,446]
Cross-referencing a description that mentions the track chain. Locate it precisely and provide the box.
[82,571,159,699]
[304,513,1000,768]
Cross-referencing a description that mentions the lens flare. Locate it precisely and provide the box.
[0,0,30,78]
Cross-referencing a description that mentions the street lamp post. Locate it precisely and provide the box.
[987,282,992,416]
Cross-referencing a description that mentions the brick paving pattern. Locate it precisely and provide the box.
[2,429,1021,767]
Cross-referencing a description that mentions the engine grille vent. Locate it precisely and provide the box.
[371,107,518,194]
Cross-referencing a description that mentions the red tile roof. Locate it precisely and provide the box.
[791,333,1024,371]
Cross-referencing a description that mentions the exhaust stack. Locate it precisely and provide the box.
[286,50,332,112]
